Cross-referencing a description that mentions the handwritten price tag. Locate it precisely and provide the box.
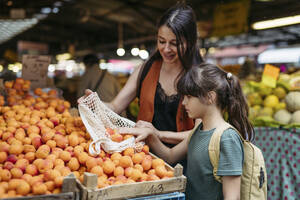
[22,55,51,89]
[261,64,280,88]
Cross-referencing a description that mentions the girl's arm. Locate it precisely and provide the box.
[136,119,201,144]
[222,176,241,200]
[119,127,189,164]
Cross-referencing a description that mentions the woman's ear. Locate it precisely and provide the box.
[207,91,217,105]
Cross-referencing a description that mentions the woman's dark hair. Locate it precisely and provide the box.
[82,54,99,68]
[177,63,254,141]
[137,3,203,97]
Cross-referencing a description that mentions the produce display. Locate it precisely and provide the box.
[0,78,174,198]
[243,71,300,127]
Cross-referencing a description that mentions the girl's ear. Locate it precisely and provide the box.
[207,91,217,105]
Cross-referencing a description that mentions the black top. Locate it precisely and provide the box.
[152,82,180,132]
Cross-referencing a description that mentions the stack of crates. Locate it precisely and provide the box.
[127,192,185,200]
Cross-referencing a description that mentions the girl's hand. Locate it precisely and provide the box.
[135,121,161,138]
[119,127,154,142]
[77,89,93,104]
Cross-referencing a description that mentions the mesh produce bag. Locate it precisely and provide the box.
[78,92,143,155]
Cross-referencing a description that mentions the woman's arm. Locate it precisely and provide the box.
[222,176,241,200]
[136,119,201,144]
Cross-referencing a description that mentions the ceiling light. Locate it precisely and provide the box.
[52,7,59,13]
[131,47,139,56]
[139,49,149,60]
[41,7,52,14]
[117,48,125,56]
[252,15,300,30]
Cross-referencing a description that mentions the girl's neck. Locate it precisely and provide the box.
[201,107,226,131]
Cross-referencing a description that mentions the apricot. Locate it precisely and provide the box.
[109,152,120,161]
[10,168,23,178]
[111,134,123,142]
[67,157,80,171]
[16,180,30,195]
[8,178,20,190]
[114,166,125,177]
[134,164,144,173]
[130,169,142,181]
[141,157,152,171]
[166,170,174,177]
[32,183,47,195]
[44,169,61,181]
[103,160,115,174]
[152,158,165,169]
[147,169,156,175]
[74,146,84,157]
[26,164,38,176]
[59,151,71,162]
[45,181,55,192]
[23,145,36,153]
[36,145,51,159]
[46,140,56,148]
[0,142,10,153]
[90,166,104,176]
[15,158,29,171]
[85,157,98,170]
[77,152,88,165]
[31,137,42,149]
[0,152,7,163]
[147,174,160,181]
[24,152,34,163]
[68,134,79,147]
[123,147,134,157]
[38,159,54,173]
[124,167,133,178]
[132,153,143,164]
[0,169,12,181]
[119,156,133,168]
[155,165,167,178]
[54,158,65,167]
[54,176,64,187]
[142,145,150,154]
[21,174,32,183]
[59,166,71,177]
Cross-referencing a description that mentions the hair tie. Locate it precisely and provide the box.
[227,72,232,80]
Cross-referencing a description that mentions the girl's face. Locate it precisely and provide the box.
[157,25,186,64]
[182,95,208,119]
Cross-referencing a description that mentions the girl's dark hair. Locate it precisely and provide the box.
[137,3,203,97]
[177,63,254,141]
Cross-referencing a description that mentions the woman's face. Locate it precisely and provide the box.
[157,25,186,64]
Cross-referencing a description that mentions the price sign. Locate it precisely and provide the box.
[261,64,280,88]
[22,55,51,89]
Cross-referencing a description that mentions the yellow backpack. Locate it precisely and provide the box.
[208,122,267,200]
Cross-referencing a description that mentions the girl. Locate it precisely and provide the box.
[120,63,254,200]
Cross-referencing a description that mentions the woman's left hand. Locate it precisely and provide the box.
[119,127,154,142]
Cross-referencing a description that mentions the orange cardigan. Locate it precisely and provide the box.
[137,60,194,132]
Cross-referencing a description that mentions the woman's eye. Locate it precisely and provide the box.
[159,40,165,44]
[170,42,177,46]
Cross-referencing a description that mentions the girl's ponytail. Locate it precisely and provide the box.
[226,73,254,141]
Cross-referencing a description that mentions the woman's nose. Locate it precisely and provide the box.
[163,43,171,52]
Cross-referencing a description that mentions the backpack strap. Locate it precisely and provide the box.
[208,122,236,183]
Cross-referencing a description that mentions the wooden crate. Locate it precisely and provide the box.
[1,174,79,200]
[78,159,186,200]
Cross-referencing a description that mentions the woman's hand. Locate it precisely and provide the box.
[77,89,93,104]
[119,127,155,142]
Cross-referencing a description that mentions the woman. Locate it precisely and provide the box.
[80,4,203,150]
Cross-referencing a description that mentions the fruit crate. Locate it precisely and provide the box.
[77,154,186,200]
[1,174,79,200]
[128,192,185,200]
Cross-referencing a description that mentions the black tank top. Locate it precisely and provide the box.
[152,82,180,132]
